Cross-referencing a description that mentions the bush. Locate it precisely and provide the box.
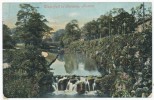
[3,45,53,97]
[67,29,152,97]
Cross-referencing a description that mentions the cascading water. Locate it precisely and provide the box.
[66,80,73,91]
[48,53,100,97]
[92,80,96,91]
[52,84,58,91]
[72,84,77,91]
[85,79,90,91]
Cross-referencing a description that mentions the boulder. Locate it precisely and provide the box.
[77,82,85,94]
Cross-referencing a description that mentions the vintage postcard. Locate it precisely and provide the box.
[2,1,152,98]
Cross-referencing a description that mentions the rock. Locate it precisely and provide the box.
[41,51,48,57]
[77,82,85,94]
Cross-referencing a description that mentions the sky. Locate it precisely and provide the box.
[2,2,152,31]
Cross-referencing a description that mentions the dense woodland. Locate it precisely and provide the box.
[3,3,152,97]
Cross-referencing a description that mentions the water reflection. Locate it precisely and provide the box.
[72,63,101,76]
[50,53,101,76]
[50,59,69,75]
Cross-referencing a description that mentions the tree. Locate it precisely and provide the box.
[14,3,53,79]
[3,4,55,97]
[97,15,111,37]
[65,19,81,40]
[131,3,152,22]
[101,27,109,37]
[112,11,136,34]
[110,8,125,16]
[82,20,99,40]
[63,19,81,45]
[15,4,52,47]
[3,24,15,49]
[11,45,49,78]
[53,29,65,42]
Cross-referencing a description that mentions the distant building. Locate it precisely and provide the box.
[135,18,152,32]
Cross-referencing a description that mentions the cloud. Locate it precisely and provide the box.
[68,12,79,17]
[47,20,68,31]
[3,17,16,28]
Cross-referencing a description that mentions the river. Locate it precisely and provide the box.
[50,53,101,76]
[41,53,102,98]
[41,91,99,98]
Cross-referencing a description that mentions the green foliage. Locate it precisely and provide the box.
[3,4,54,98]
[3,45,52,97]
[53,29,65,42]
[3,24,15,49]
[11,45,49,77]
[62,19,81,46]
[3,68,40,98]
[3,50,14,63]
[81,9,136,40]
[112,11,136,34]
[3,3,152,98]
[131,3,152,22]
[67,27,152,97]
[113,90,130,97]
[16,4,52,47]
[38,73,54,95]
[82,20,99,40]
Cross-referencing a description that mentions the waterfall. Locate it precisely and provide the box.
[55,77,59,90]
[92,80,96,91]
[52,77,58,91]
[72,84,77,91]
[85,79,90,91]
[58,76,67,90]
[66,80,73,91]
[52,84,58,91]
[72,78,79,92]
[51,75,99,97]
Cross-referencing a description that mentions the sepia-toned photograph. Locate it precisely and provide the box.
[2,1,152,98]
